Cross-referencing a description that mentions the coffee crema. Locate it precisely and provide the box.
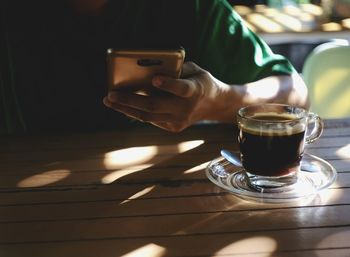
[238,114,305,177]
[251,113,297,121]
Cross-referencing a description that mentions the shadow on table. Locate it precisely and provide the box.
[1,124,347,257]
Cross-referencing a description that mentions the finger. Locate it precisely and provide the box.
[107,91,172,114]
[150,121,187,133]
[106,101,175,123]
[103,96,113,108]
[148,121,171,131]
[152,76,196,98]
[104,97,188,132]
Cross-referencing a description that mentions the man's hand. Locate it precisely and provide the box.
[103,62,228,132]
[103,61,309,132]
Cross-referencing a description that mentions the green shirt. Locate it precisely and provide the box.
[0,0,294,134]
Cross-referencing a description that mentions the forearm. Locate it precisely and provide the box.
[104,62,310,132]
[202,72,310,123]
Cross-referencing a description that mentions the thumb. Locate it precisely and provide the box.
[152,76,197,98]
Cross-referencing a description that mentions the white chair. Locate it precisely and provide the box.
[302,41,350,119]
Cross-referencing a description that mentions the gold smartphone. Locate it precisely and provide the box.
[107,48,185,91]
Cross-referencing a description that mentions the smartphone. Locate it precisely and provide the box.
[107,48,185,91]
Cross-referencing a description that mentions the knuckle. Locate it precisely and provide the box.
[201,70,211,80]
[185,61,198,70]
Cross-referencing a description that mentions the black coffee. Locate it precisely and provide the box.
[238,114,305,177]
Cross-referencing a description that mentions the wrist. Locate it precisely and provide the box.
[197,74,242,123]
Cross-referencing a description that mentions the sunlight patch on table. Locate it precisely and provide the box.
[177,140,204,152]
[103,140,204,169]
[17,169,71,188]
[214,236,277,256]
[120,243,166,257]
[322,22,342,31]
[342,18,350,29]
[183,161,210,174]
[120,185,156,204]
[104,146,158,168]
[101,164,153,184]
[247,14,283,33]
[264,7,279,17]
[234,5,252,16]
[336,144,350,159]
[102,140,204,182]
[300,4,323,16]
[272,13,304,31]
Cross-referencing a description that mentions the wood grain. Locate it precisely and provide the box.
[1,119,349,257]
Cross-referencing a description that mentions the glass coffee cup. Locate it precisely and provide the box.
[237,104,323,193]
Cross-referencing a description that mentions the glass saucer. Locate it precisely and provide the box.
[206,153,337,203]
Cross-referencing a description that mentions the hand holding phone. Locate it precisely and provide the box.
[107,48,185,91]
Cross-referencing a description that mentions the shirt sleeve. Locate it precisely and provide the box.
[193,0,295,84]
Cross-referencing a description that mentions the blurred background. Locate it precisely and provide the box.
[229,0,350,72]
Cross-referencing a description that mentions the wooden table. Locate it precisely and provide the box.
[1,118,350,257]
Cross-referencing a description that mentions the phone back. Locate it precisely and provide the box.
[107,49,185,90]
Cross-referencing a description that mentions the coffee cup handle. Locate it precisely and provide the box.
[305,112,324,144]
